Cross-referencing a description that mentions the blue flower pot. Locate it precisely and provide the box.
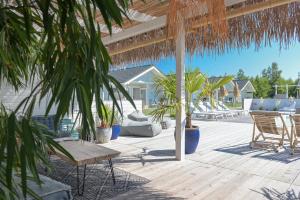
[185,127,200,154]
[111,124,121,140]
[174,126,200,154]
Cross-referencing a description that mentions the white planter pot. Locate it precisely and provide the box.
[96,127,112,143]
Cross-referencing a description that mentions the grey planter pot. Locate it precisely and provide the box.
[96,127,112,143]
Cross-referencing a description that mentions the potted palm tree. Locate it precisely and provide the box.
[151,68,206,154]
[96,105,113,143]
[198,77,233,110]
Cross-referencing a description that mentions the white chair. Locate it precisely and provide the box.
[192,102,224,120]
[204,102,237,118]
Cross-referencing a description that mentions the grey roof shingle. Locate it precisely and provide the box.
[233,79,249,90]
[109,65,154,83]
[208,77,252,91]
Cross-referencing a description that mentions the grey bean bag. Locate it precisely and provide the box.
[127,111,148,121]
[121,111,162,137]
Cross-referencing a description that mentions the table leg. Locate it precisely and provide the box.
[76,164,87,196]
[108,158,116,185]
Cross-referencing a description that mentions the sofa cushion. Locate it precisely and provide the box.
[127,111,148,122]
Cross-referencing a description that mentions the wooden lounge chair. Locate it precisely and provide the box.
[290,114,300,154]
[250,111,290,152]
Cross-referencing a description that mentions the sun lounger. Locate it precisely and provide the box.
[250,111,290,152]
[191,103,224,120]
[290,114,300,154]
[204,102,238,118]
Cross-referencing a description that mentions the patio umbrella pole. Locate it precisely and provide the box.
[175,24,186,161]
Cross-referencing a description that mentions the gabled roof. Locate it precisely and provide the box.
[233,79,255,92]
[208,77,254,92]
[208,77,235,87]
[109,65,163,84]
[233,80,248,90]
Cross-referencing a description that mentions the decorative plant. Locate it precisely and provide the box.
[151,68,206,128]
[0,0,134,199]
[98,105,120,128]
[197,76,233,110]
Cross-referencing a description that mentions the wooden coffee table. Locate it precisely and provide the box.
[52,140,121,196]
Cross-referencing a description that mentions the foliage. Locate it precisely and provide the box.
[197,76,233,109]
[262,62,282,97]
[0,0,135,199]
[151,68,206,128]
[242,62,299,98]
[0,104,74,200]
[98,105,121,128]
[236,69,248,80]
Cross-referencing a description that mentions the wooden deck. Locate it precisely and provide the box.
[101,119,300,199]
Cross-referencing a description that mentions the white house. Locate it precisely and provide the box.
[104,65,165,108]
[208,77,255,103]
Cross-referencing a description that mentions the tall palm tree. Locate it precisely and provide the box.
[152,68,206,128]
[0,1,134,199]
[198,76,233,109]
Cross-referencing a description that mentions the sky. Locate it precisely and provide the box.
[142,41,300,80]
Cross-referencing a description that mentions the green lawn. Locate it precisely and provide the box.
[224,102,243,110]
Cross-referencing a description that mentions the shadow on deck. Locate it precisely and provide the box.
[252,188,300,200]
[215,143,300,164]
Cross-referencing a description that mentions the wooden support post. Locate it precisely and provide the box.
[175,26,186,161]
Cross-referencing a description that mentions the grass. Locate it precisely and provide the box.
[224,102,243,109]
[143,107,176,119]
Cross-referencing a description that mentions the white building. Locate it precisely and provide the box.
[104,65,165,109]
[208,77,255,103]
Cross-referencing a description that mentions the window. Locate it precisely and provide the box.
[133,88,141,100]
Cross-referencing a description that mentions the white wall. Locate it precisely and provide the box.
[91,100,142,117]
[1,82,141,118]
[244,98,300,111]
[0,82,57,115]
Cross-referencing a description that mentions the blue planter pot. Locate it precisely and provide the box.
[111,124,121,140]
[185,127,200,154]
[174,126,200,154]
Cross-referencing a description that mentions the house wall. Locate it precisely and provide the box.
[224,82,254,103]
[132,70,158,107]
[1,82,141,120]
[0,82,58,115]
[103,69,160,108]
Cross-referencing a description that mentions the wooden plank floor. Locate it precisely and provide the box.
[101,119,300,199]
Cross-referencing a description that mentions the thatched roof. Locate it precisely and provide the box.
[102,0,300,66]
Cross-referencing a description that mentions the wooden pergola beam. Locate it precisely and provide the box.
[108,0,298,56]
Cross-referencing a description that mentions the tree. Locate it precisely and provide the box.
[236,69,248,80]
[0,0,134,199]
[251,76,272,98]
[198,76,234,109]
[151,68,206,128]
[262,62,283,97]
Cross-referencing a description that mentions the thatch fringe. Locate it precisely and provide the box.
[108,0,300,66]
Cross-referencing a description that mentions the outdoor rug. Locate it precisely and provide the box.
[39,156,150,200]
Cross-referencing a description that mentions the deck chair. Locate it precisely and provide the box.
[290,114,300,154]
[250,111,290,152]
